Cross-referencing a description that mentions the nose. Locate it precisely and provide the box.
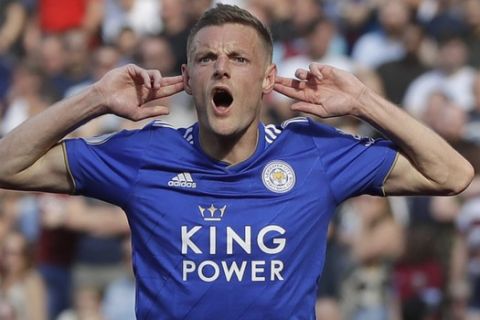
[213,55,230,79]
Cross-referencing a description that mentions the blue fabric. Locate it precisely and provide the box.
[64,117,397,320]
[38,264,72,320]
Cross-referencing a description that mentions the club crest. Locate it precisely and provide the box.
[262,161,296,193]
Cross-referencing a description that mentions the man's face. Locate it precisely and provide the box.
[183,23,275,138]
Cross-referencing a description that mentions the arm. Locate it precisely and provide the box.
[0,64,184,193]
[274,63,474,196]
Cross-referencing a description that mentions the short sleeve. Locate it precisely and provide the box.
[63,128,149,207]
[310,120,398,203]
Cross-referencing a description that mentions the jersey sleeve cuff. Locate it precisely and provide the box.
[380,149,400,197]
[61,140,78,195]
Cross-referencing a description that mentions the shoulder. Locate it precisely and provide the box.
[265,117,345,146]
[264,117,310,139]
[82,120,186,144]
[278,116,340,137]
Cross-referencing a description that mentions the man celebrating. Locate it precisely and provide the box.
[0,4,473,319]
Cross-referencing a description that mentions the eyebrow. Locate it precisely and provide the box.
[194,48,250,57]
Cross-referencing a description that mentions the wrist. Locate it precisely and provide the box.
[352,86,389,122]
[351,86,372,118]
[88,83,110,116]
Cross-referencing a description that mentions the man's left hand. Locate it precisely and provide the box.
[273,63,367,118]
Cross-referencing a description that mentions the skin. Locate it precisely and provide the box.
[274,64,474,195]
[182,24,276,164]
[0,23,474,197]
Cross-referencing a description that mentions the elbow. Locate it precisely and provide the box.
[443,161,475,196]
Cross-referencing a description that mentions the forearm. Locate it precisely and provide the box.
[0,86,105,181]
[356,89,474,195]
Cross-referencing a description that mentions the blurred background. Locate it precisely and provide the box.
[0,0,480,319]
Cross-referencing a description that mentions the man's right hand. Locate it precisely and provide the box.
[94,64,185,121]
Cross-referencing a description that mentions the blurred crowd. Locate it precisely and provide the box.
[1,0,480,319]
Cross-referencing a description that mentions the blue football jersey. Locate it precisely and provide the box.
[64,117,397,319]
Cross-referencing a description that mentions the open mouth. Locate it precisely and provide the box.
[212,88,233,109]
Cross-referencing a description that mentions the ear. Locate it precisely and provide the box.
[262,64,277,94]
[181,64,192,95]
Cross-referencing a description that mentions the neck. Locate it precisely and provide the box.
[199,122,260,165]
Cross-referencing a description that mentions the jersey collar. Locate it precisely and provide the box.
[191,122,266,172]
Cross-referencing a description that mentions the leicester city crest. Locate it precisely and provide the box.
[262,160,296,193]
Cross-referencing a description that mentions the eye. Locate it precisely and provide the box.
[234,57,247,63]
[199,57,212,64]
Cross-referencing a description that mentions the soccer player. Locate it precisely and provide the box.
[0,4,474,319]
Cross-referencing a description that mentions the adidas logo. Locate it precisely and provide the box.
[168,172,197,188]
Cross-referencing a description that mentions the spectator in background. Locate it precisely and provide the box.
[403,35,476,119]
[339,196,404,320]
[1,61,52,136]
[37,194,129,319]
[0,0,27,57]
[422,0,466,42]
[270,0,325,60]
[184,0,213,22]
[136,36,176,76]
[57,286,104,320]
[351,0,410,69]
[450,191,480,320]
[102,237,135,320]
[136,35,196,128]
[335,0,378,53]
[101,0,162,44]
[37,30,90,98]
[463,0,480,68]
[376,23,430,106]
[62,29,92,94]
[0,231,47,320]
[464,72,480,145]
[422,91,467,145]
[288,0,324,40]
[65,45,123,134]
[161,0,192,73]
[0,299,16,320]
[66,45,120,97]
[395,223,446,320]
[316,296,342,320]
[114,27,139,64]
[0,191,19,244]
[38,0,102,38]
[273,17,355,122]
[37,34,72,98]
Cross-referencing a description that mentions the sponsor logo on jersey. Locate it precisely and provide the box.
[168,172,197,188]
[180,204,286,283]
[262,161,296,193]
[198,204,226,221]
